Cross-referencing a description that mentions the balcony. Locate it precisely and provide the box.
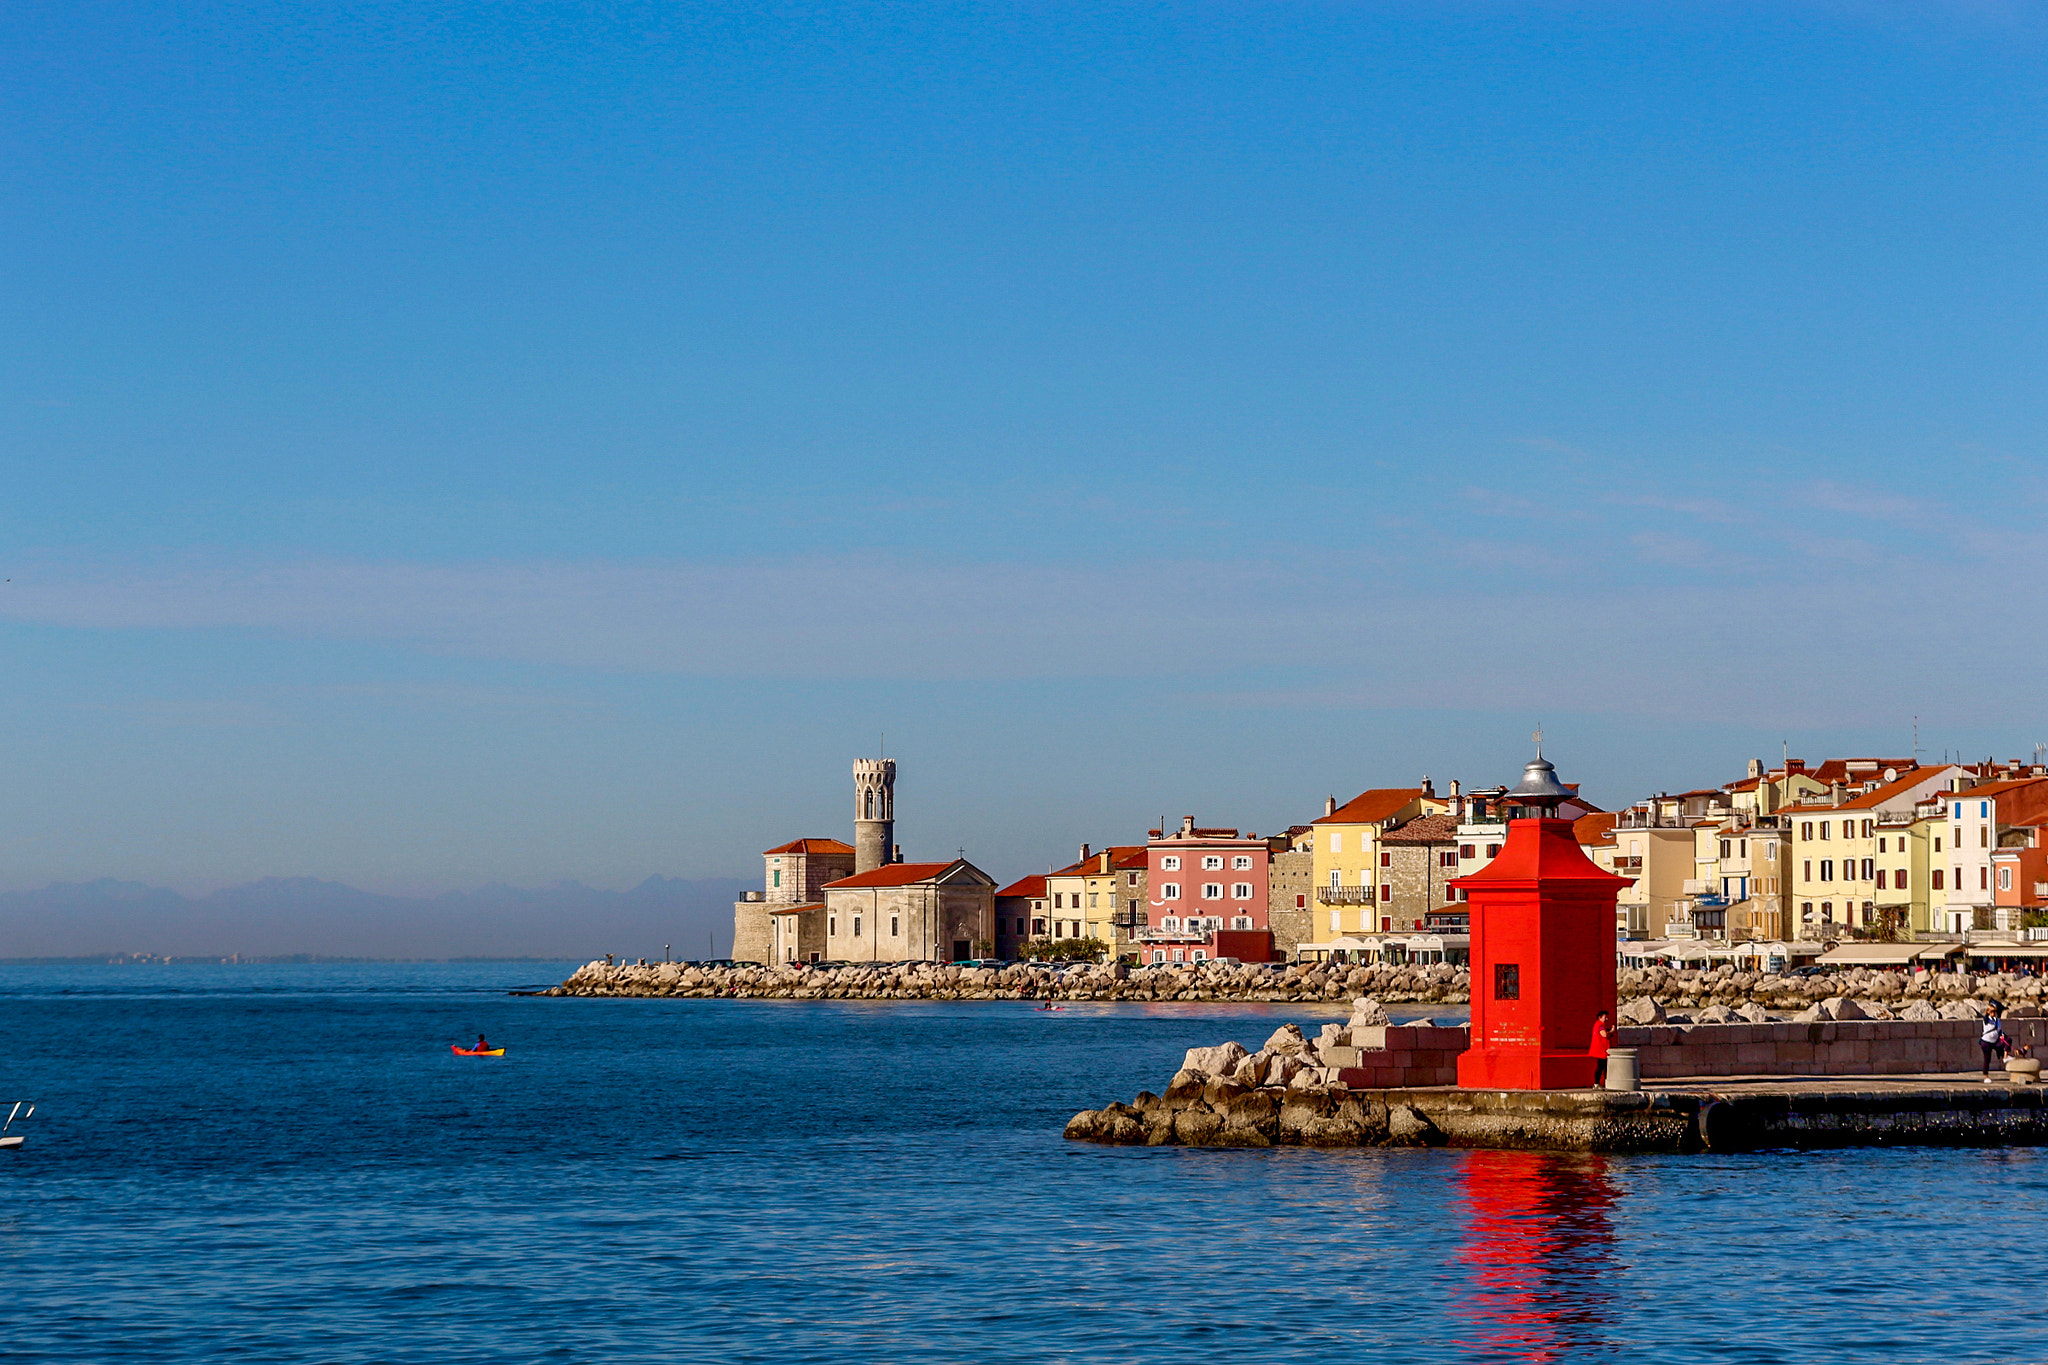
[1613,857,1643,873]
[1316,887,1374,905]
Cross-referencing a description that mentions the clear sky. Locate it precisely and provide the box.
[4,2,2046,896]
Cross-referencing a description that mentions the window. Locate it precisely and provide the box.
[2000,867,2014,891]
[1861,858,1874,881]
[1720,840,1731,859]
[1232,882,1252,900]
[1127,872,1139,886]
[1161,883,1180,900]
[1127,898,1138,916]
[1330,909,1340,931]
[1379,884,1392,902]
[1863,820,1874,839]
[1152,950,1166,964]
[1191,950,1206,963]
[1803,860,1812,883]
[1982,827,1990,848]
[1231,916,1253,930]
[1439,851,1458,868]
[772,870,781,887]
[1820,902,1833,922]
[1801,822,1812,840]
[829,916,838,935]
[1162,916,1179,930]
[1329,833,1342,853]
[1295,893,1306,909]
[1172,949,1185,963]
[1935,836,1943,852]
[1820,860,1833,882]
[1955,803,1963,819]
[1740,839,1748,857]
[1201,855,1223,870]
[1162,856,1181,871]
[1878,837,1887,853]
[1329,871,1341,890]
[1201,883,1223,900]
[1982,867,1990,890]
[1461,844,1475,859]
[1052,893,1062,909]
[1487,843,1502,859]
[1032,918,1046,934]
[1494,963,1521,1000]
[1982,801,1991,818]
[853,916,862,937]
[1933,870,1945,890]
[1896,868,1906,887]
[1233,856,1252,870]
[1088,893,1098,908]
[1876,870,1887,890]
[1820,821,1830,840]
[1380,851,1392,868]
[1380,915,1392,932]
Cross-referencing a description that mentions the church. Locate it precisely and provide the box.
[731,758,997,964]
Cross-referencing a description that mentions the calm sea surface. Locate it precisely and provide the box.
[1,962,2043,1364]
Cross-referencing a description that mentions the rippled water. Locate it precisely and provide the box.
[2,962,2045,1363]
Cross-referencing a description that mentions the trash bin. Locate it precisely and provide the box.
[1605,1047,1639,1092]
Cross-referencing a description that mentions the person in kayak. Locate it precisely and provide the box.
[474,1034,492,1052]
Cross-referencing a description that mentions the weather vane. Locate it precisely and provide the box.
[1532,723,1543,756]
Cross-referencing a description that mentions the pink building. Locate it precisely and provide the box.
[1138,819,1273,964]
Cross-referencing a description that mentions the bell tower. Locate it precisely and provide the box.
[853,758,896,874]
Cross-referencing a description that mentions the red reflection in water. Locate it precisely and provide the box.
[1453,1150,1620,1363]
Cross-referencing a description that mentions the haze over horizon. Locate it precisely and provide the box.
[6,2,2048,953]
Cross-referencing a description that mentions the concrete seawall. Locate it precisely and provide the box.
[1064,1081,2048,1154]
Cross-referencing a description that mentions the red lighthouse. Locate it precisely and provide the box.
[1450,751,1628,1091]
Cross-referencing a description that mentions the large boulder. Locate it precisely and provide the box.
[1261,1023,1313,1056]
[1819,996,1866,1021]
[1617,995,1664,1026]
[1900,1000,1943,1021]
[1734,1002,1770,1024]
[1349,996,1392,1027]
[1695,1004,1738,1024]
[1183,1041,1249,1077]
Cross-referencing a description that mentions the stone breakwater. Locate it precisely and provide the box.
[536,958,2048,1010]
[1063,996,2048,1153]
[536,958,1471,1003]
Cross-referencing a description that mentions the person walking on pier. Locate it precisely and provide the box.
[1981,1003,2012,1081]
[1589,1010,1613,1087]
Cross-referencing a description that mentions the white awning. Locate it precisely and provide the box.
[1816,942,1924,965]
[1965,942,2048,959]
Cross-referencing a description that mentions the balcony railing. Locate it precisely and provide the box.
[1316,887,1374,905]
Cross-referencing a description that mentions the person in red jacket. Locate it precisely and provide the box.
[1589,1010,1614,1087]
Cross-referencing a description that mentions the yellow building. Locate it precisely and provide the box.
[1306,787,1436,950]
[1042,843,1146,955]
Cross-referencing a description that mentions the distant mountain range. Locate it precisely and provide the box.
[0,875,751,962]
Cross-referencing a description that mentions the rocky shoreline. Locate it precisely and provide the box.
[535,957,1471,1003]
[535,957,2048,1010]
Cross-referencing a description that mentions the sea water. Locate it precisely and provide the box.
[0,962,2043,1364]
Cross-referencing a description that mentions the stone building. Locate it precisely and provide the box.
[1266,826,1314,960]
[822,860,997,962]
[1378,812,1460,934]
[732,837,855,964]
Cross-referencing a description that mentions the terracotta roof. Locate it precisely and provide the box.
[1382,813,1458,843]
[824,861,958,889]
[1574,812,1618,846]
[996,875,1047,899]
[1313,788,1425,826]
[1953,778,2048,799]
[1836,766,1953,810]
[762,838,855,856]
[766,902,823,915]
[1113,848,1148,870]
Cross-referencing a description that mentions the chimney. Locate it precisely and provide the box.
[1179,815,1195,838]
[1748,758,1763,779]
[1325,795,1337,817]
[892,844,903,863]
[1079,842,1091,863]
[1421,775,1436,798]
[1449,778,1464,821]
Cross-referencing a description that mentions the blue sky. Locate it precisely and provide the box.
[4,2,2047,895]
